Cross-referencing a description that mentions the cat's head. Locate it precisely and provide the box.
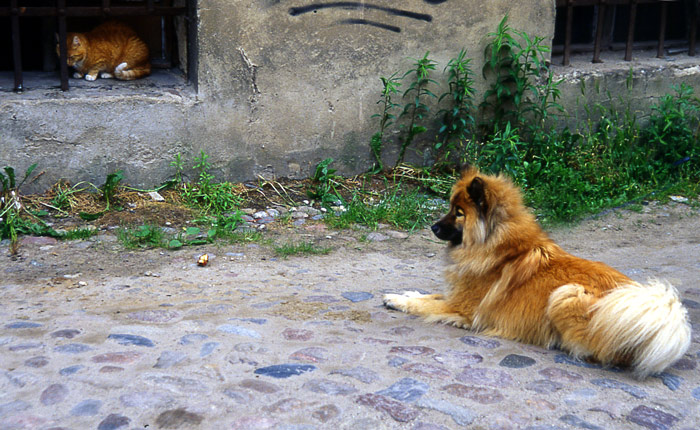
[55,34,87,68]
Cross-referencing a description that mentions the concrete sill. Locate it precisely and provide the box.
[0,69,195,101]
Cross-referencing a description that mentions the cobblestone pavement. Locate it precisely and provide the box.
[1,206,699,430]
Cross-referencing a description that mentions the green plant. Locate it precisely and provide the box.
[325,185,444,231]
[273,241,331,258]
[171,152,185,184]
[370,73,402,173]
[308,158,343,205]
[397,51,438,166]
[436,48,476,165]
[49,180,89,215]
[1,164,39,254]
[117,224,166,249]
[182,150,242,214]
[78,170,125,221]
[480,15,560,137]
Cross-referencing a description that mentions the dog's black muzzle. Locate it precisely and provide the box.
[432,220,462,246]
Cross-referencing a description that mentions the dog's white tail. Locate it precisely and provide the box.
[588,280,691,378]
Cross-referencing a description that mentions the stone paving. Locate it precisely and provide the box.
[1,215,699,430]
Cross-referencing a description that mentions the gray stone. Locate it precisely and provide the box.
[254,364,317,379]
[217,324,262,338]
[40,383,68,405]
[330,366,380,384]
[200,342,220,357]
[590,378,647,399]
[70,399,102,416]
[155,408,204,428]
[415,397,476,426]
[341,291,374,302]
[459,335,501,348]
[559,414,603,430]
[627,405,679,430]
[303,378,358,395]
[180,333,208,345]
[356,393,419,423]
[53,343,92,354]
[499,354,536,368]
[98,414,131,430]
[107,334,155,347]
[442,383,504,404]
[153,350,187,368]
[0,400,31,417]
[377,378,429,402]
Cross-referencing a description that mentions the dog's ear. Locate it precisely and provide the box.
[459,162,475,178]
[467,177,488,217]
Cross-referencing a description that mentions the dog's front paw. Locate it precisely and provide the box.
[383,291,425,312]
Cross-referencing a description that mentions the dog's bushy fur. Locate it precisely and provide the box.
[384,166,691,378]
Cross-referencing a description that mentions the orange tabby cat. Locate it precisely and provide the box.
[57,21,151,81]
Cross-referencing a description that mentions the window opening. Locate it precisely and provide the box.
[1,0,195,92]
[553,0,698,65]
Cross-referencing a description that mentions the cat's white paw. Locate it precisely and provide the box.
[73,72,83,79]
[115,62,128,72]
[100,72,114,79]
[85,74,97,81]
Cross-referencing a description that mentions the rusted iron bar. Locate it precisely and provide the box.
[58,0,69,91]
[690,5,698,56]
[625,0,638,61]
[0,7,186,17]
[593,1,607,63]
[563,0,574,65]
[657,1,669,58]
[10,0,23,92]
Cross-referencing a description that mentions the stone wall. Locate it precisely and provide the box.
[4,1,698,192]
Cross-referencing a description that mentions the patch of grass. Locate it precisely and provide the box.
[273,241,332,258]
[117,224,166,249]
[61,228,98,241]
[325,185,446,231]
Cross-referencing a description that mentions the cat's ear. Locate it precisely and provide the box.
[71,35,82,48]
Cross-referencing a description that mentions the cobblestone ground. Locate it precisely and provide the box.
[1,204,699,430]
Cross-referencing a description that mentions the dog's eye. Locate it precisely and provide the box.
[455,208,464,217]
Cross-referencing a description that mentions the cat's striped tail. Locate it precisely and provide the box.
[114,62,151,80]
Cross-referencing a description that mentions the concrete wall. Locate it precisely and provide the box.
[8,1,697,192]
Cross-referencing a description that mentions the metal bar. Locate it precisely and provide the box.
[102,0,111,16]
[57,0,69,91]
[147,0,155,13]
[593,2,607,63]
[625,0,638,61]
[10,0,23,92]
[0,7,186,17]
[690,4,698,56]
[563,0,573,65]
[657,2,668,58]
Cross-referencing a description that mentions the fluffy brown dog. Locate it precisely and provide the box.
[384,165,691,378]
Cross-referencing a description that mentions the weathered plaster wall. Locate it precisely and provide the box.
[7,1,696,193]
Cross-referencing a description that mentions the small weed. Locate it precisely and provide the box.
[370,73,402,173]
[117,225,165,249]
[61,228,98,241]
[436,48,476,166]
[273,241,332,258]
[308,158,344,205]
[397,51,438,167]
[182,150,242,214]
[1,163,40,254]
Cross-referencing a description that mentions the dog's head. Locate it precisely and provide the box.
[432,164,521,247]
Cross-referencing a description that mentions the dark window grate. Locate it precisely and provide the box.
[554,0,699,65]
[0,0,191,91]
